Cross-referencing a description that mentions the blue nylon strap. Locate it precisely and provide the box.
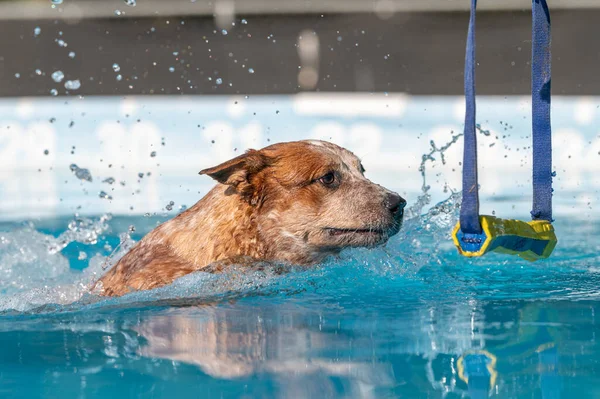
[459,0,482,234]
[531,0,553,222]
[460,0,553,236]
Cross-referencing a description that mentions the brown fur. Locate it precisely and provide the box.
[94,140,406,296]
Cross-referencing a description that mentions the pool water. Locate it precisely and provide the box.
[1,194,599,399]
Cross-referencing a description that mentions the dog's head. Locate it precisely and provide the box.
[200,140,405,263]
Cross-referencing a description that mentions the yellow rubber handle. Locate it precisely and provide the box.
[452,216,557,261]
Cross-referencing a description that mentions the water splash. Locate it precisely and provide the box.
[64,80,81,90]
[51,70,64,83]
[405,124,492,220]
[69,164,93,182]
[99,191,113,200]
[0,213,139,312]
[47,215,112,255]
[0,215,109,298]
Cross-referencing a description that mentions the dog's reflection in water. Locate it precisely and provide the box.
[135,305,395,397]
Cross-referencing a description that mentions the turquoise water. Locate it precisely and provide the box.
[1,195,599,398]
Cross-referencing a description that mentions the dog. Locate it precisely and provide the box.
[94,140,406,296]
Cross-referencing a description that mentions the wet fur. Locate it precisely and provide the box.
[95,140,405,296]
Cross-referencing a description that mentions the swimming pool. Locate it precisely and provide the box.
[2,200,600,398]
[1,95,599,398]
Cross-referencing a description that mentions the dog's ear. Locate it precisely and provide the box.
[199,150,271,203]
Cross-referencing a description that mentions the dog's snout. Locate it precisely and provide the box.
[385,192,406,215]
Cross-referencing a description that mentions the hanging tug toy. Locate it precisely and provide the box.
[452,0,557,261]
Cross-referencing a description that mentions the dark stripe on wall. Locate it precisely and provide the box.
[0,10,597,97]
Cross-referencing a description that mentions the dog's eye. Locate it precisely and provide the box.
[319,172,336,186]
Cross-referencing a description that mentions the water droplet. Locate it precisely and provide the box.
[138,172,144,179]
[44,149,49,155]
[64,79,81,90]
[78,251,88,261]
[99,191,113,200]
[114,10,123,16]
[34,27,41,37]
[216,78,223,85]
[116,74,122,81]
[14,73,20,79]
[241,19,248,24]
[124,0,136,6]
[168,66,175,72]
[56,39,67,47]
[172,51,179,56]
[221,29,228,35]
[112,63,121,72]
[179,205,187,211]
[102,177,115,184]
[150,151,157,157]
[166,201,175,211]
[50,89,58,96]
[51,0,63,4]
[69,164,93,182]
[68,51,76,58]
[248,68,255,74]
[51,70,64,83]
[35,69,43,76]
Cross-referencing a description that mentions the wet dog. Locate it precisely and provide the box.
[95,140,406,296]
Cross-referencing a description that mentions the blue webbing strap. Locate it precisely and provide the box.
[460,0,553,236]
[459,0,481,235]
[531,0,553,222]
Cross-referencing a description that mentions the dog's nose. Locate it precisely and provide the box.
[385,192,406,215]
